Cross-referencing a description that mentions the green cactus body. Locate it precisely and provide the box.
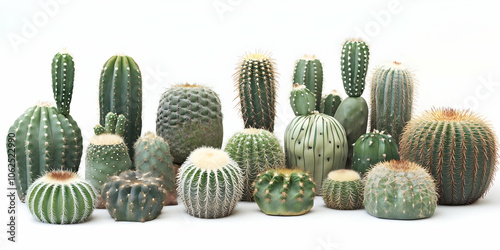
[290,83,316,116]
[51,52,74,116]
[224,128,285,201]
[364,160,438,220]
[156,84,223,164]
[102,170,165,222]
[235,52,277,132]
[352,130,400,175]
[284,112,348,193]
[293,56,323,110]
[400,108,498,205]
[370,62,414,144]
[341,40,369,97]
[320,90,342,117]
[26,171,97,224]
[177,147,243,219]
[134,132,177,206]
[322,169,364,210]
[99,54,142,159]
[253,169,315,216]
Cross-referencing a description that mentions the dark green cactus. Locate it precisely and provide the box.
[322,169,364,210]
[320,90,342,117]
[340,40,369,97]
[352,130,400,175]
[290,83,316,116]
[293,56,323,110]
[51,52,74,116]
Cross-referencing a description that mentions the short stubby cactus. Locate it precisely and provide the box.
[253,169,316,216]
[322,169,364,210]
[290,83,316,116]
[293,55,323,110]
[224,128,285,201]
[352,130,400,175]
[102,170,166,222]
[320,90,342,117]
[177,147,243,219]
[156,84,223,164]
[364,160,438,220]
[26,171,97,224]
[340,40,369,97]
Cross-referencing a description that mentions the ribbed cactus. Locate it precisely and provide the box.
[26,171,97,224]
[51,51,74,116]
[253,169,316,216]
[156,84,223,164]
[99,54,142,160]
[400,108,498,205]
[364,160,438,220]
[235,52,277,132]
[290,83,316,116]
[102,170,165,222]
[322,169,364,210]
[370,62,414,144]
[320,90,342,117]
[352,130,400,175]
[177,147,243,219]
[224,128,285,201]
[293,56,323,110]
[134,132,177,206]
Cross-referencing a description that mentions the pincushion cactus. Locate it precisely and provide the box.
[290,83,316,116]
[322,169,364,210]
[320,90,342,117]
[293,55,323,110]
[352,130,400,175]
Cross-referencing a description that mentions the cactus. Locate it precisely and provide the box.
[134,132,177,206]
[156,84,223,164]
[51,51,74,116]
[99,54,142,160]
[364,160,438,220]
[319,90,342,117]
[290,83,316,116]
[224,128,285,201]
[352,130,400,175]
[400,108,498,205]
[102,170,165,222]
[370,62,415,144]
[26,171,97,224]
[293,55,323,110]
[177,147,243,218]
[253,169,316,216]
[322,169,364,210]
[234,52,277,132]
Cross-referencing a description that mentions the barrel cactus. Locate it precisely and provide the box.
[156,83,223,164]
[293,55,323,110]
[290,83,316,116]
[352,130,400,175]
[322,169,364,210]
[400,108,498,205]
[320,90,342,117]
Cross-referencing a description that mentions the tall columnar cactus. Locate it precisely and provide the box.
[224,128,285,201]
[177,147,243,219]
[134,132,177,205]
[99,54,142,160]
[364,160,438,220]
[293,56,323,110]
[352,130,400,175]
[156,84,223,164]
[322,169,364,210]
[320,90,342,117]
[26,171,97,224]
[290,83,316,116]
[102,170,165,222]
[253,169,316,216]
[51,52,75,116]
[400,108,498,205]
[370,62,414,144]
[234,52,277,132]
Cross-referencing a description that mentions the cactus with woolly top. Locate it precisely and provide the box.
[177,147,243,218]
[352,130,400,175]
[290,83,316,116]
[364,160,438,220]
[400,108,498,205]
[253,168,316,216]
[322,169,364,210]
[320,90,342,117]
[26,171,97,224]
[156,84,223,164]
[224,128,285,201]
[293,55,323,110]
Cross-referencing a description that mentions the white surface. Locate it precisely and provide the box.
[1,0,500,249]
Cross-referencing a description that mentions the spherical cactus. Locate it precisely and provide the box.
[290,83,316,116]
[293,55,323,111]
[320,90,342,117]
[224,128,285,201]
[253,168,316,216]
[400,108,498,205]
[352,130,400,175]
[322,169,364,210]
[177,147,243,218]
[101,170,165,222]
[26,171,97,224]
[364,160,438,220]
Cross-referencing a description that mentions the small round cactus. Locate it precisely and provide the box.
[322,169,364,210]
[352,130,400,175]
[290,83,316,116]
[26,171,97,224]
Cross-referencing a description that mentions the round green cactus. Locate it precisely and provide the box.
[352,130,400,175]
[290,83,316,116]
[322,169,364,210]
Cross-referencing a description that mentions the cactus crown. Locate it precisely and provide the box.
[243,52,269,61]
[40,170,79,184]
[327,169,361,182]
[90,134,124,146]
[419,108,483,122]
[189,147,230,171]
[173,83,206,89]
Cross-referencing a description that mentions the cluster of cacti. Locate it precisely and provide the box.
[253,169,316,216]
[293,56,323,111]
[364,160,438,220]
[319,90,342,117]
[101,170,165,222]
[322,169,364,210]
[400,108,498,205]
[134,132,177,205]
[224,128,285,201]
[290,83,316,116]
[352,130,400,175]
[234,52,277,132]
[177,147,243,218]
[156,84,223,164]
[26,171,97,224]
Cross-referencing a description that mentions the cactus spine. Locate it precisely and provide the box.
[322,169,364,210]
[51,52,74,116]
[352,130,400,175]
[320,90,342,117]
[290,83,316,116]
[293,56,323,110]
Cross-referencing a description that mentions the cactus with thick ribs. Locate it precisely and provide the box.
[290,83,316,116]
[293,55,323,111]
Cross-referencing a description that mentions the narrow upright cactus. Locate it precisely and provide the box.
[51,51,74,116]
[322,169,364,210]
[290,83,316,116]
[352,130,400,175]
[320,90,342,117]
[293,55,323,110]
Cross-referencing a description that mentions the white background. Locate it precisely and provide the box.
[1,0,500,249]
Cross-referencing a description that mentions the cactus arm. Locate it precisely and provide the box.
[51,52,75,116]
